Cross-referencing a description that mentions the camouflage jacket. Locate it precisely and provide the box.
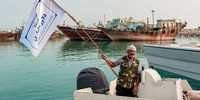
[117,56,139,89]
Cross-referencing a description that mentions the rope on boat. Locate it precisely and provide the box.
[71,28,85,41]
[86,31,100,41]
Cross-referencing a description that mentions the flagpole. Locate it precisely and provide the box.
[66,11,119,78]
[53,0,119,78]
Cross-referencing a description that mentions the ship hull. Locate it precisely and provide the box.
[0,32,10,41]
[57,26,111,41]
[57,26,83,41]
[75,29,111,41]
[101,29,176,41]
[101,23,185,41]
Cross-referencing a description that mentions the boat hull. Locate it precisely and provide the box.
[102,29,179,41]
[57,26,83,41]
[74,69,192,100]
[142,44,200,81]
[0,32,10,41]
[75,29,111,41]
[57,26,111,41]
[102,29,176,41]
[101,22,185,41]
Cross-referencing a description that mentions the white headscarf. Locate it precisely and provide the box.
[126,45,137,52]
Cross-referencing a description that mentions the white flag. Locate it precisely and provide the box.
[20,0,65,57]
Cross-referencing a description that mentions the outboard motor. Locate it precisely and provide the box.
[77,67,109,94]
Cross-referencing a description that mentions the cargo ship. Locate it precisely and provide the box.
[57,25,111,41]
[100,17,187,41]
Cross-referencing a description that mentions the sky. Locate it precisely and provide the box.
[0,0,200,30]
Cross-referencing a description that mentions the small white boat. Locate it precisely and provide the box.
[74,68,198,100]
[142,43,200,81]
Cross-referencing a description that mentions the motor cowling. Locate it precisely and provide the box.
[77,67,109,94]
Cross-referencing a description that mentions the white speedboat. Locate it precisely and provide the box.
[74,68,198,100]
[142,43,200,81]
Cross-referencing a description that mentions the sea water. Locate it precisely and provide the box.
[0,37,199,100]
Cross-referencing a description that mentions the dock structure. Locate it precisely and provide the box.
[178,27,200,37]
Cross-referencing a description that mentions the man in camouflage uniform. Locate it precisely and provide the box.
[102,45,141,97]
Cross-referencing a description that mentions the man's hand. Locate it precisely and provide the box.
[132,86,138,95]
[102,54,109,61]
[133,73,140,95]
[102,55,116,68]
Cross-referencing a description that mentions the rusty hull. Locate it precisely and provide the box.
[101,23,186,41]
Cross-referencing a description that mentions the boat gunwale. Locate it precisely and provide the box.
[142,44,200,52]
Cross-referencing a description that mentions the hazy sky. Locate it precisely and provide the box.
[1,0,200,30]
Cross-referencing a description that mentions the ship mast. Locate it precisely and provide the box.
[104,14,106,25]
[151,10,155,27]
[147,17,149,30]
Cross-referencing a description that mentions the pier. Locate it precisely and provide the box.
[178,27,200,37]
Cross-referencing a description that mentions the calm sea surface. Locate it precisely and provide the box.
[0,37,200,100]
